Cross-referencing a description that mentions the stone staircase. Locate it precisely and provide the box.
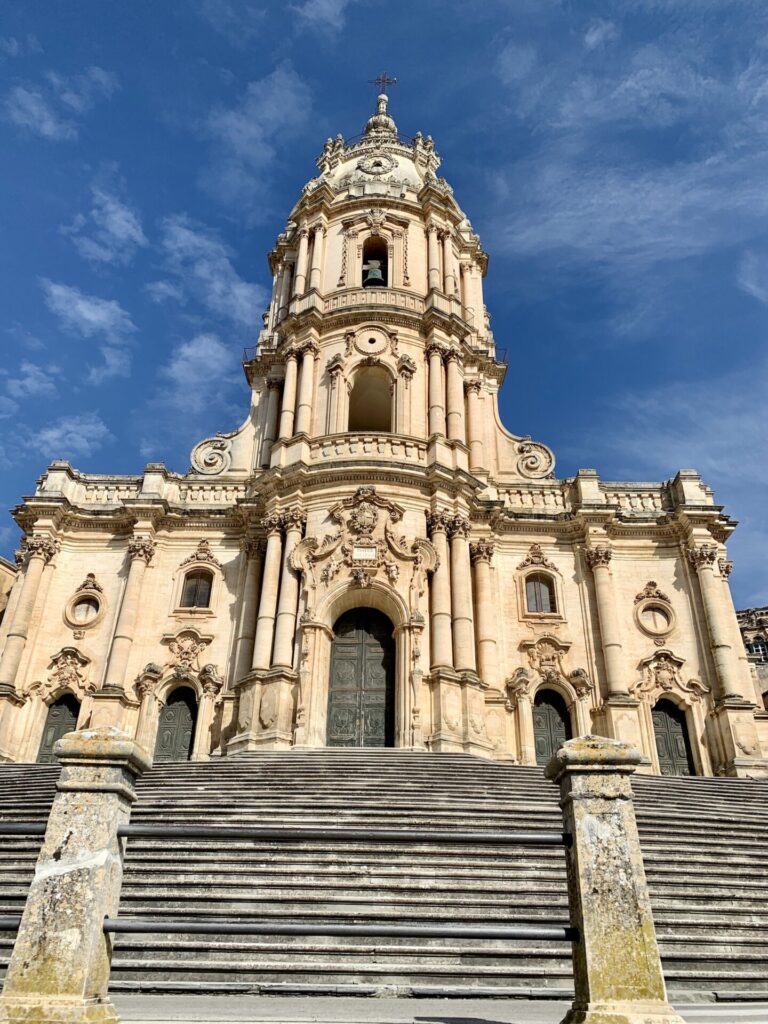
[0,751,766,1001]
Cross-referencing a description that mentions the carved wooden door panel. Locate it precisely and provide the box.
[37,694,80,764]
[327,610,394,747]
[154,688,196,763]
[652,700,695,776]
[532,690,572,766]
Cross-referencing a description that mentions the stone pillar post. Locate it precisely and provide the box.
[426,225,441,291]
[308,224,325,292]
[0,727,151,1024]
[277,260,293,322]
[470,540,498,687]
[259,380,281,468]
[427,512,453,669]
[464,380,485,470]
[271,510,305,670]
[585,544,628,698]
[444,349,466,444]
[278,349,299,440]
[0,536,58,694]
[134,668,162,753]
[293,228,309,296]
[449,516,476,674]
[294,341,318,436]
[327,366,344,434]
[426,342,446,437]
[191,667,223,761]
[233,538,264,683]
[251,516,283,672]
[103,537,156,693]
[688,543,744,701]
[441,230,456,295]
[545,736,686,1024]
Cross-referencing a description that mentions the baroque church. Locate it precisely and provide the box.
[1,92,766,778]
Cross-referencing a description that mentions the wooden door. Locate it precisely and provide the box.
[652,699,695,776]
[154,687,196,762]
[533,689,572,766]
[37,694,80,764]
[327,609,395,747]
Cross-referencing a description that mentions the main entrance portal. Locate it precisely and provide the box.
[327,609,395,747]
[652,699,695,776]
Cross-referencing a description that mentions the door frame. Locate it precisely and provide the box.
[650,697,696,776]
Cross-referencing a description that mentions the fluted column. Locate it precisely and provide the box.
[0,536,58,693]
[308,224,325,292]
[267,268,280,331]
[277,261,293,322]
[441,230,456,295]
[449,516,476,674]
[465,379,485,470]
[294,341,318,436]
[470,540,497,687]
[427,224,441,291]
[233,538,264,683]
[427,513,453,669]
[260,380,281,467]
[251,516,283,671]
[278,349,299,440]
[445,349,466,443]
[426,342,446,437]
[103,536,156,693]
[293,228,310,296]
[688,543,744,701]
[271,510,305,670]
[585,544,627,698]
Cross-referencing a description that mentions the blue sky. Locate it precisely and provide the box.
[1,0,767,607]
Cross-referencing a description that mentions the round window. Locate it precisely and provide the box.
[634,599,675,639]
[72,597,99,624]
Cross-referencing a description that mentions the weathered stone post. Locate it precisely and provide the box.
[545,735,685,1024]
[0,727,151,1024]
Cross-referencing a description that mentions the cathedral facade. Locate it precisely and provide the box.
[1,94,766,777]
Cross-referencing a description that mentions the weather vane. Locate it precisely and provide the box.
[369,72,397,95]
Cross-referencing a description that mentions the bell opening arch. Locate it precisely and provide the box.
[347,363,393,432]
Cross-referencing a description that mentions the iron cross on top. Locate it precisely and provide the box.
[369,73,397,94]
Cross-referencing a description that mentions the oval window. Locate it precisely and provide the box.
[71,597,100,624]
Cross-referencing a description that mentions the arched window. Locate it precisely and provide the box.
[181,569,213,609]
[526,573,556,614]
[348,366,392,432]
[362,236,388,288]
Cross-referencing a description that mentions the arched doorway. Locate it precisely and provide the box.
[37,693,81,763]
[327,609,395,747]
[532,689,572,766]
[154,687,197,762]
[652,698,695,776]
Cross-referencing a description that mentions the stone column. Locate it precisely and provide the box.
[0,536,58,694]
[464,380,485,470]
[233,538,264,683]
[426,224,441,291]
[251,516,283,672]
[259,380,281,468]
[294,341,318,436]
[271,510,305,670]
[277,260,293,322]
[688,543,744,701]
[427,512,453,669]
[585,544,628,698]
[278,349,299,440]
[470,540,498,688]
[103,536,156,693]
[266,268,281,331]
[449,516,477,674]
[441,230,456,295]
[293,228,309,296]
[426,342,446,437]
[327,365,344,434]
[308,224,325,291]
[0,727,151,1024]
[191,667,223,761]
[134,668,162,753]
[444,349,466,443]
[545,736,686,1024]
[459,262,472,322]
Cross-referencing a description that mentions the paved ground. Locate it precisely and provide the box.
[112,995,768,1024]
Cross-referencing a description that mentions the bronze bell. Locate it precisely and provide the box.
[362,260,385,288]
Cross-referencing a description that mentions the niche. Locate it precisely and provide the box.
[348,366,392,432]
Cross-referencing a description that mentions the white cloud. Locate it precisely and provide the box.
[156,333,240,414]
[202,61,311,220]
[0,35,41,59]
[291,0,356,34]
[4,85,75,140]
[26,412,114,460]
[145,279,185,304]
[0,397,18,419]
[156,214,266,327]
[496,42,537,85]
[195,1,265,44]
[737,250,768,304]
[6,361,57,399]
[4,66,117,140]
[45,67,118,114]
[64,173,148,266]
[584,19,619,50]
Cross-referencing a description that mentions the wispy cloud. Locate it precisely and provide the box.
[583,19,619,50]
[737,250,768,305]
[26,412,114,460]
[63,169,148,266]
[6,361,57,400]
[201,61,311,221]
[4,66,118,140]
[40,280,136,384]
[195,0,265,45]
[0,34,41,60]
[291,0,357,35]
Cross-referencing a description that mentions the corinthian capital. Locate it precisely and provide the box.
[424,340,446,360]
[25,536,59,564]
[426,510,453,534]
[127,536,156,564]
[585,544,612,570]
[688,543,718,570]
[470,539,495,565]
[281,507,307,531]
[299,340,319,358]
[449,515,471,538]
[464,378,482,396]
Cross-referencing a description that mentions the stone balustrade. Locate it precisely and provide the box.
[604,487,670,514]
[323,287,425,315]
[310,432,428,465]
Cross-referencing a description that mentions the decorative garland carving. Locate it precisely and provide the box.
[46,647,93,700]
[162,627,212,673]
[517,544,557,572]
[180,539,223,569]
[631,649,710,704]
[191,435,232,475]
[634,581,670,604]
[76,573,103,594]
